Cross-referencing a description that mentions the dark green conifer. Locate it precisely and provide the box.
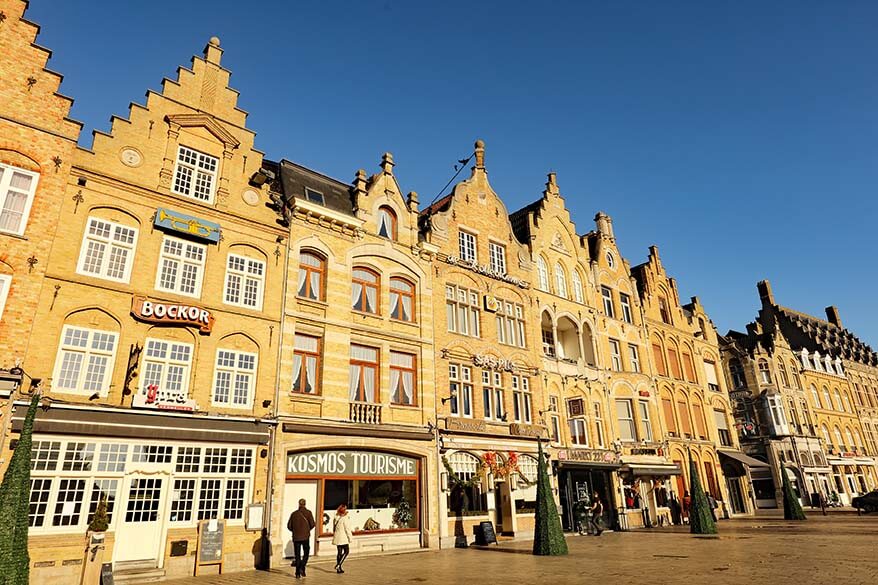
[532,441,568,555]
[781,468,806,521]
[688,458,718,535]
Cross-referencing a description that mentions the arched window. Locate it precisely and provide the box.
[554,263,568,298]
[821,424,831,447]
[841,391,852,413]
[777,361,790,387]
[377,206,397,240]
[390,277,415,322]
[789,359,802,389]
[758,359,771,384]
[352,267,380,314]
[658,296,672,324]
[572,270,584,303]
[605,251,615,268]
[298,250,326,300]
[834,427,845,450]
[537,256,549,291]
[832,388,843,411]
[845,428,856,452]
[447,451,486,515]
[810,384,821,409]
[822,386,833,410]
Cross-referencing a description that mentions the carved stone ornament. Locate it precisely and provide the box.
[120,147,144,167]
[242,189,260,206]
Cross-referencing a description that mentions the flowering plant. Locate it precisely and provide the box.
[482,451,520,478]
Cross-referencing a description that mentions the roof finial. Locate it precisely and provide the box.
[381,152,395,175]
[204,36,223,66]
[474,139,485,170]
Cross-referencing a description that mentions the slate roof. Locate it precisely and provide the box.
[277,159,354,217]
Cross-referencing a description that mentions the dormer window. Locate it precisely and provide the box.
[378,206,397,240]
[304,187,324,205]
[172,146,218,203]
[606,251,615,268]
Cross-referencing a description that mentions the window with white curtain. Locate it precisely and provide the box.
[377,206,397,240]
[572,270,584,303]
[140,339,193,404]
[52,326,118,396]
[77,217,138,282]
[349,345,378,403]
[0,274,12,321]
[390,351,416,406]
[292,334,320,394]
[390,277,415,322]
[156,236,206,297]
[212,349,257,408]
[537,256,549,291]
[554,263,568,298]
[352,267,380,314]
[0,162,39,236]
[297,251,325,300]
[224,253,265,310]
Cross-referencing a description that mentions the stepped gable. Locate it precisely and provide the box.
[775,305,877,365]
[0,0,82,141]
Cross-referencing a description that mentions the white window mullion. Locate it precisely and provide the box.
[0,163,39,236]
[156,236,206,297]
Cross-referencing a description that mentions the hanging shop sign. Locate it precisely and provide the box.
[626,446,664,457]
[558,449,621,465]
[154,207,221,243]
[131,296,215,333]
[442,254,529,289]
[287,450,418,477]
[445,418,487,433]
[509,423,544,438]
[483,294,501,313]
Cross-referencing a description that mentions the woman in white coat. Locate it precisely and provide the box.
[332,504,354,574]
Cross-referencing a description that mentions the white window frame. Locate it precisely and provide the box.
[572,270,584,303]
[628,344,640,373]
[489,241,506,274]
[620,293,633,323]
[171,145,219,203]
[554,263,568,298]
[593,402,606,448]
[601,286,615,318]
[482,371,505,421]
[0,162,39,236]
[449,364,473,418]
[616,399,637,442]
[211,348,258,409]
[638,400,653,442]
[496,300,526,348]
[446,285,481,338]
[155,235,207,298]
[512,375,532,424]
[0,274,11,321]
[537,256,549,291]
[609,339,622,371]
[76,217,138,283]
[223,253,265,310]
[51,325,119,397]
[140,338,194,404]
[458,230,477,263]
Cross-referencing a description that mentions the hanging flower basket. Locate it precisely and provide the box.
[482,451,520,479]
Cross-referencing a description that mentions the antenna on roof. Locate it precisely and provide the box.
[427,146,476,208]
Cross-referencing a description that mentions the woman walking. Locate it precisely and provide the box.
[333,505,354,574]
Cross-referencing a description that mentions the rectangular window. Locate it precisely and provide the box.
[628,344,640,373]
[176,447,202,473]
[0,163,39,236]
[496,301,526,348]
[512,376,532,423]
[667,347,682,379]
[593,402,605,448]
[638,401,653,442]
[204,448,228,474]
[156,236,206,297]
[458,230,477,262]
[662,398,677,436]
[53,326,118,396]
[652,343,667,377]
[704,361,720,392]
[489,242,506,274]
[609,339,622,371]
[77,217,138,282]
[390,351,417,406]
[223,479,247,520]
[549,397,561,443]
[229,448,253,474]
[170,478,196,523]
[304,187,324,205]
[292,334,321,394]
[197,478,222,520]
[714,410,732,446]
[569,417,588,446]
[53,479,86,527]
[349,345,379,403]
[141,338,193,404]
[31,440,61,471]
[482,371,505,421]
[620,293,633,323]
[87,479,119,526]
[541,327,556,358]
[446,285,480,338]
[0,274,10,321]
[678,400,693,438]
[62,442,95,472]
[601,286,615,318]
[449,364,473,417]
[616,399,636,442]
[682,352,696,382]
[132,445,173,464]
[212,349,257,407]
[224,254,265,310]
[97,444,128,473]
[172,145,218,203]
[693,402,707,439]
[29,478,53,527]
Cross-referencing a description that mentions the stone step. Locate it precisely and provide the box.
[113,567,166,584]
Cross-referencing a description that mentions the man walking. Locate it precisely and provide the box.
[288,499,316,578]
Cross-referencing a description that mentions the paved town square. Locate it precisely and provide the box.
[164,514,878,585]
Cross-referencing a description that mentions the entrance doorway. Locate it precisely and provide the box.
[725,477,746,514]
[559,467,614,531]
[113,475,166,567]
[283,481,319,558]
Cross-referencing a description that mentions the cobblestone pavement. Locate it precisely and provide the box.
[164,513,878,585]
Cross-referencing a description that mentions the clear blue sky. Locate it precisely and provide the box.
[27,0,878,346]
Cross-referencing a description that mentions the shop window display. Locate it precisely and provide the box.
[322,479,418,534]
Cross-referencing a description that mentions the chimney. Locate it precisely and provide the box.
[825,306,842,328]
[757,280,774,306]
[594,212,615,239]
[204,36,223,66]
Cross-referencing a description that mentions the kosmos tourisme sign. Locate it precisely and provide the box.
[287,450,418,478]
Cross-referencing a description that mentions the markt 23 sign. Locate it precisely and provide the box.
[131,296,215,333]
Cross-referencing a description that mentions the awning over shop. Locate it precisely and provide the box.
[10,401,273,444]
[718,449,770,468]
[620,463,682,477]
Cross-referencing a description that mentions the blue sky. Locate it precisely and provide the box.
[27,0,878,345]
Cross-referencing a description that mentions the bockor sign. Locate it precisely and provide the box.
[131,296,215,333]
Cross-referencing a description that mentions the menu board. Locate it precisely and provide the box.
[196,519,225,573]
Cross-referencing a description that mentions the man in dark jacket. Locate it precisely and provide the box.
[288,499,316,578]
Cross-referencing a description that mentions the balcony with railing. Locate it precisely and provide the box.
[350,401,382,424]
